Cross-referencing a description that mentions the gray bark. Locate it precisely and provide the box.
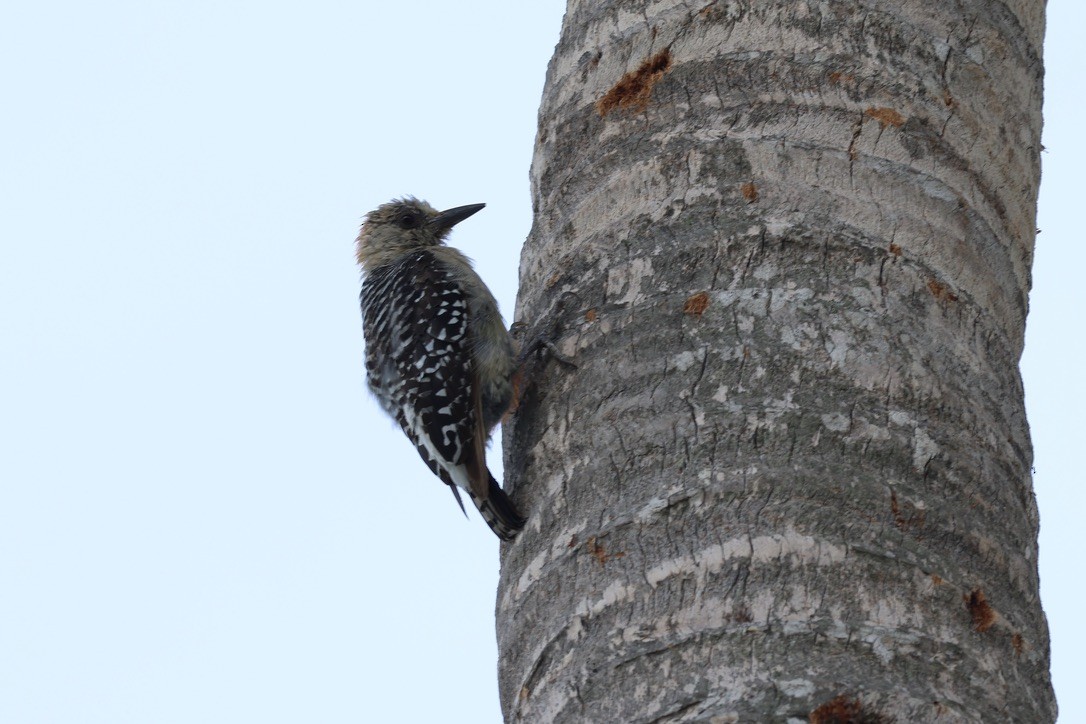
[499,1,1053,721]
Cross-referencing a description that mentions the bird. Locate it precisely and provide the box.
[355,197,526,540]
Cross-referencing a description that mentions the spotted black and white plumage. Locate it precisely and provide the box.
[356,198,524,540]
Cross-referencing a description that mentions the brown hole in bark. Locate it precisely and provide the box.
[730,604,753,623]
[1012,632,1025,655]
[810,695,891,723]
[741,182,759,202]
[966,589,997,632]
[890,489,926,532]
[596,49,673,117]
[683,291,711,316]
[926,279,959,302]
[584,308,598,322]
[586,535,625,566]
[888,243,902,257]
[865,106,906,127]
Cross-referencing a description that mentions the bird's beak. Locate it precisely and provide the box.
[430,203,485,231]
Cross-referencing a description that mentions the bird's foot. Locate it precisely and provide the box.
[511,291,580,369]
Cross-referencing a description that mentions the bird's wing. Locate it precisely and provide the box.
[366,251,486,498]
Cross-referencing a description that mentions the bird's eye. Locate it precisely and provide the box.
[397,212,420,229]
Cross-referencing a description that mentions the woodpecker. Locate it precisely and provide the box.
[356,197,525,540]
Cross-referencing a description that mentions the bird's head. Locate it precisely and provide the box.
[355,197,485,270]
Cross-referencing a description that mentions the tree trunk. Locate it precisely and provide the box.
[499,1,1053,721]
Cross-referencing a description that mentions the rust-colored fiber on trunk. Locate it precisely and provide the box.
[810,695,890,723]
[927,278,959,302]
[596,49,672,116]
[586,536,625,566]
[967,589,997,632]
[865,106,906,127]
[890,489,926,532]
[683,291,711,316]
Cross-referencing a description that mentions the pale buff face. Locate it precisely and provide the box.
[355,198,443,269]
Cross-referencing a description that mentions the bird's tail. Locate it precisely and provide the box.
[469,474,526,541]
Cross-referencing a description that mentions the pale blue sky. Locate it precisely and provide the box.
[1,2,1080,722]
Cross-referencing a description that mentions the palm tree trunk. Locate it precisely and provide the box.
[499,1,1053,721]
